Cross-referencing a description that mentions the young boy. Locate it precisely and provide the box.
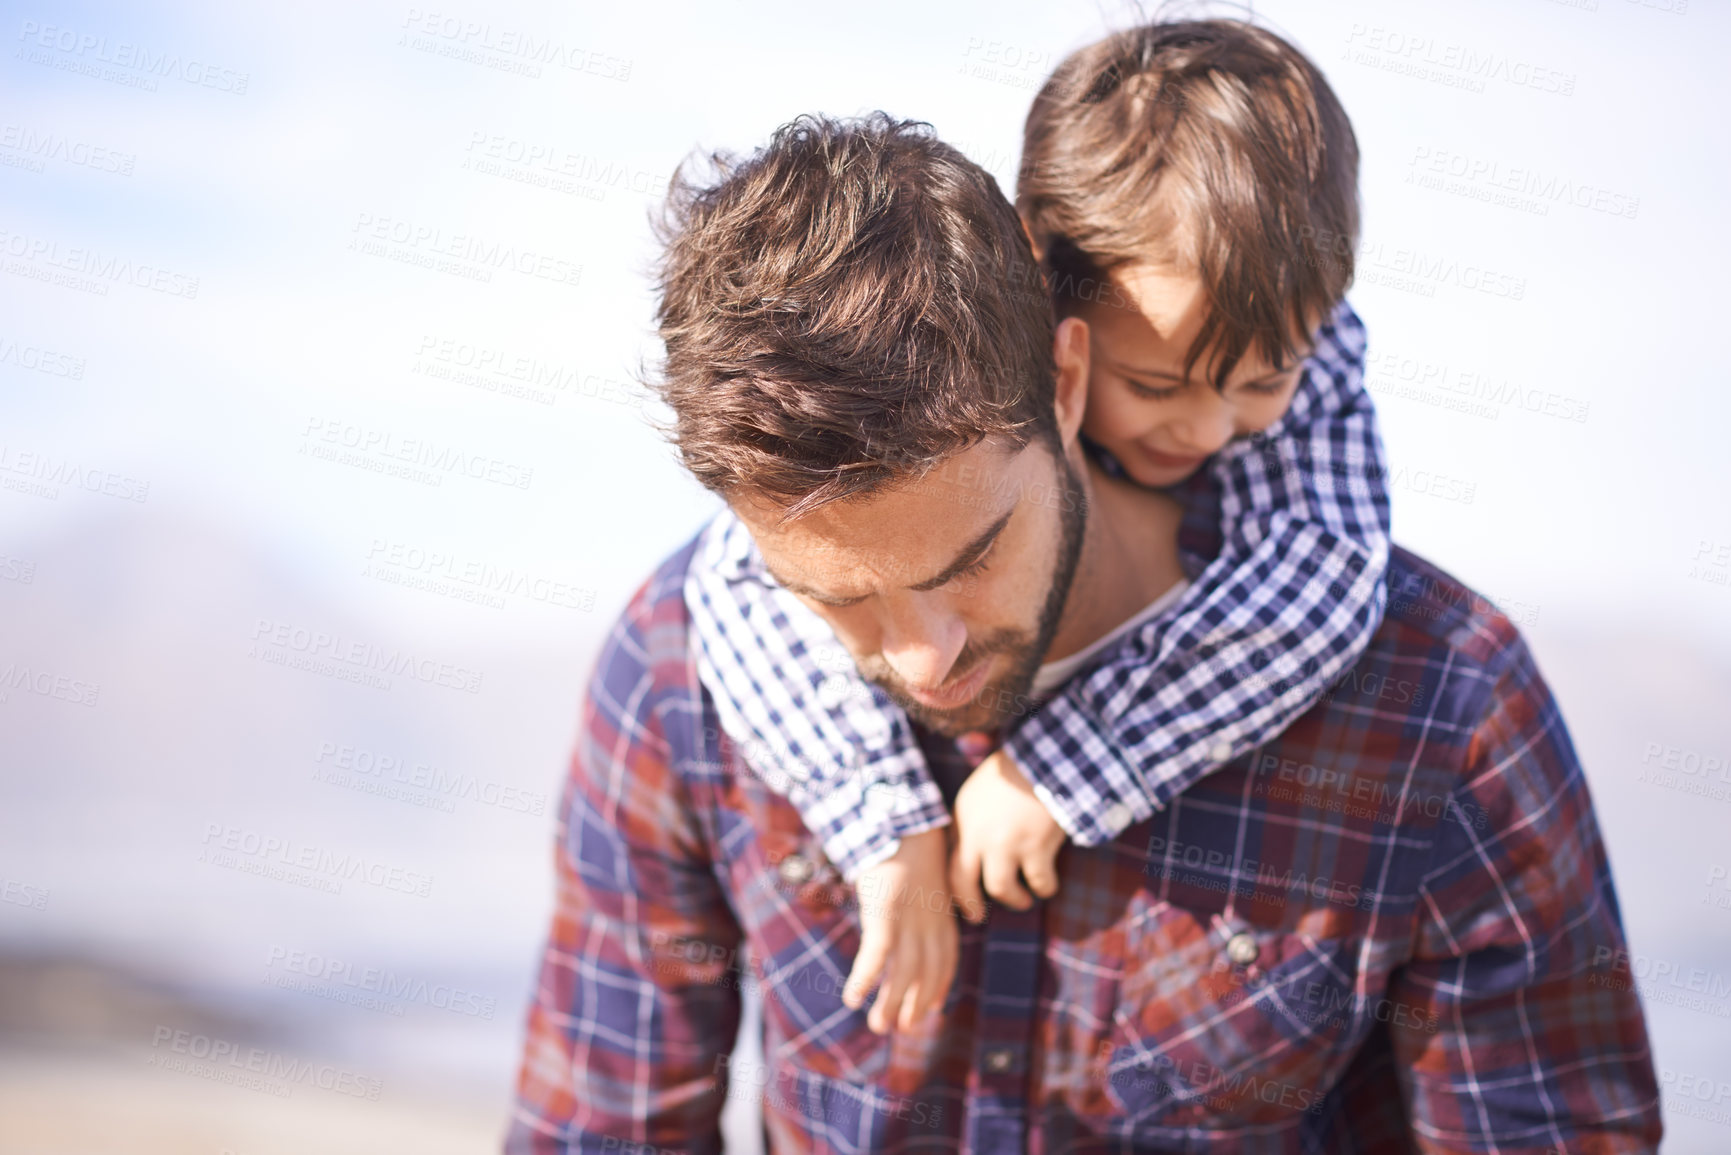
[685,19,1389,1035]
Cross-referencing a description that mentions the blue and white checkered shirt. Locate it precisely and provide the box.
[685,299,1391,882]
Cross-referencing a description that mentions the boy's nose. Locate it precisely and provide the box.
[1175,406,1235,455]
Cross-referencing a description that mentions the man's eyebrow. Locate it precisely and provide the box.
[763,509,1015,603]
[759,561,834,602]
[909,509,1014,591]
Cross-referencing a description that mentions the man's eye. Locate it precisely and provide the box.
[803,591,865,609]
[957,556,991,579]
[943,549,995,590]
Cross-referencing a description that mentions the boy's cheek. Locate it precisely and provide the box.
[1080,383,1161,447]
[1234,387,1303,439]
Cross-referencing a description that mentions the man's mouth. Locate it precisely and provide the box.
[901,658,994,711]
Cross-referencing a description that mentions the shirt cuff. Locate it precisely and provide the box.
[802,763,952,883]
[1004,706,1154,846]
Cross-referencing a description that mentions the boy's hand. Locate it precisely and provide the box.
[842,827,958,1035]
[950,747,1066,921]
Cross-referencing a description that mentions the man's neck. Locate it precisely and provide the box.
[1043,451,1187,665]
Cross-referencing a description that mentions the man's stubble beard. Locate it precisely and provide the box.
[858,445,1088,737]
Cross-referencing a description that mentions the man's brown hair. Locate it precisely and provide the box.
[653,113,1055,520]
[1019,19,1359,388]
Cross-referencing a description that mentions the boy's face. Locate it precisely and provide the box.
[1076,263,1314,489]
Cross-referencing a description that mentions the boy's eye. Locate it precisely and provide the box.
[1241,369,1304,397]
[1125,377,1185,401]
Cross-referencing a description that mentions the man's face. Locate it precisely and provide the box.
[1078,262,1314,489]
[733,436,1086,736]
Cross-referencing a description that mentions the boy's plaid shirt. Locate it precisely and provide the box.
[507,536,1661,1154]
[684,300,1393,882]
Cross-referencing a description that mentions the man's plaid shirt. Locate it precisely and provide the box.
[685,300,1392,882]
[508,533,1661,1153]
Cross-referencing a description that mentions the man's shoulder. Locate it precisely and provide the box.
[587,531,703,712]
[1377,546,1527,675]
[1327,546,1541,741]
[1252,549,1569,854]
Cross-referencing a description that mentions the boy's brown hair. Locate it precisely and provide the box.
[1019,19,1359,388]
[654,113,1056,519]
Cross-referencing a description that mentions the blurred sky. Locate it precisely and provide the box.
[3,0,1730,1150]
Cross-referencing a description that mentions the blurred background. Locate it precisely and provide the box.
[2,0,1727,1150]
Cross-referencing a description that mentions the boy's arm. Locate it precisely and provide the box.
[1004,301,1392,845]
[507,597,743,1154]
[1387,641,1661,1151]
[685,513,949,882]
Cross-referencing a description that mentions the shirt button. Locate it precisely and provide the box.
[1100,802,1131,830]
[778,855,814,885]
[1210,741,1234,764]
[983,1047,1016,1073]
[1225,931,1260,966]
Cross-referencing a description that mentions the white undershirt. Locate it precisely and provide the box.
[1030,579,1190,702]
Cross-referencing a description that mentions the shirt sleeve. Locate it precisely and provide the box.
[506,603,744,1154]
[1004,300,1393,845]
[1386,640,1663,1151]
[685,514,949,882]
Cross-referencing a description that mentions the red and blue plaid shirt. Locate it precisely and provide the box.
[508,529,1661,1153]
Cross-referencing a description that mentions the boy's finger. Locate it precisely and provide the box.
[921,935,958,1023]
[1021,846,1060,900]
[897,972,928,1033]
[868,964,909,1035]
[982,848,1034,910]
[899,948,936,1030]
[843,920,891,1010]
[949,840,988,923]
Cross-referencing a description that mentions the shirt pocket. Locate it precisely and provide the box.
[1103,906,1367,1128]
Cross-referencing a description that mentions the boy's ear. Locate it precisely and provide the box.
[1052,316,1090,445]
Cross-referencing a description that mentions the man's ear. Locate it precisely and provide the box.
[1052,316,1090,446]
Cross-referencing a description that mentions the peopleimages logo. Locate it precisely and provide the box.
[300,417,534,491]
[1406,146,1640,220]
[248,617,484,694]
[0,334,86,378]
[313,740,548,816]
[0,226,200,298]
[0,442,148,502]
[16,21,250,94]
[399,9,632,81]
[349,213,582,289]
[148,1027,381,1099]
[0,660,100,707]
[0,123,135,176]
[264,946,498,1019]
[199,822,435,898]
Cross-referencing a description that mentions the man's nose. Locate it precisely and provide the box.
[879,598,968,690]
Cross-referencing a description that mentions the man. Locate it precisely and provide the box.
[507,115,1660,1153]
